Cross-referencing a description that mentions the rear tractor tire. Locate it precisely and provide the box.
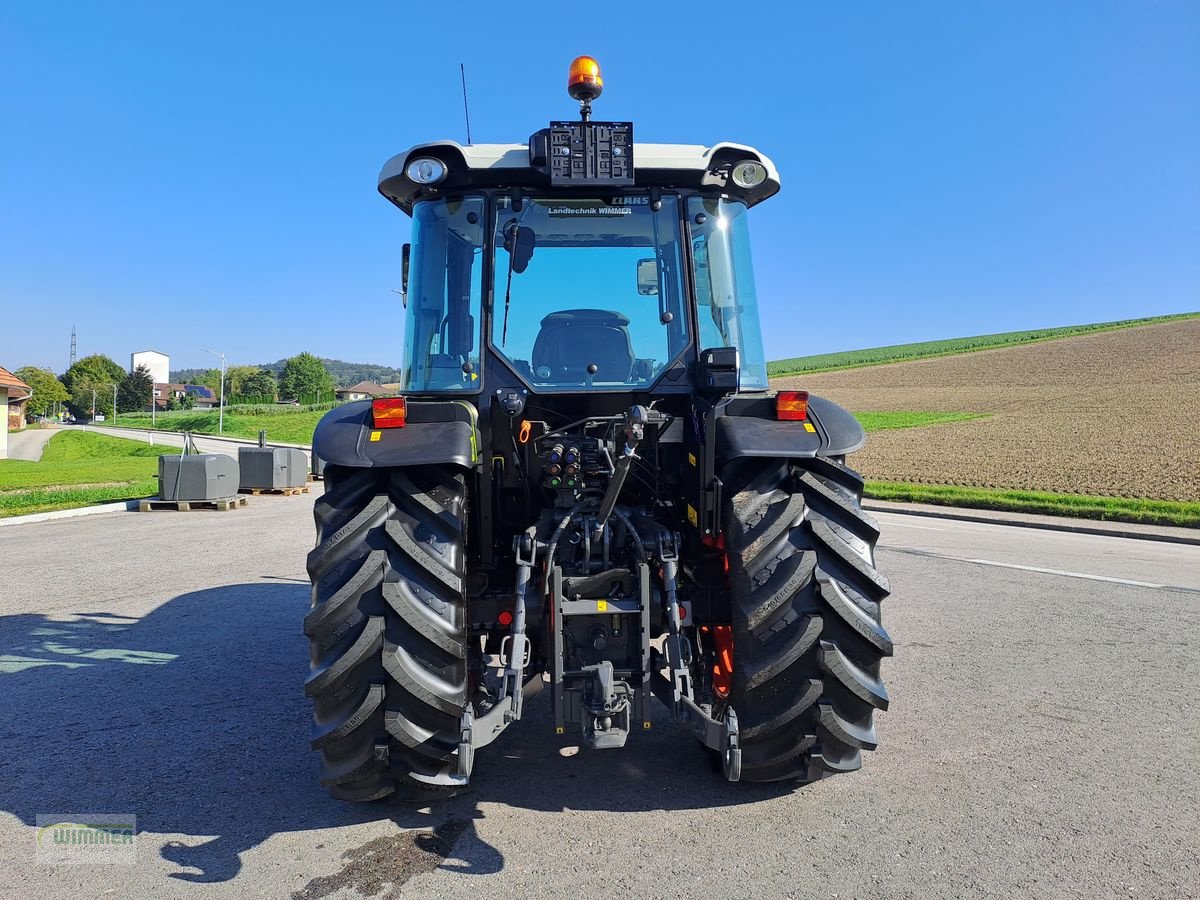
[721,455,893,783]
[304,465,470,802]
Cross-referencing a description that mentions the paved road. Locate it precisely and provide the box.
[4,427,60,461]
[84,424,313,466]
[0,499,1196,899]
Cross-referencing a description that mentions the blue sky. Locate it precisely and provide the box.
[1,1,1196,374]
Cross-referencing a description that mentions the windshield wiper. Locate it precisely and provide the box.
[501,220,518,347]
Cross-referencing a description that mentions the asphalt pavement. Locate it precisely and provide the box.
[0,497,1196,898]
[3,427,60,461]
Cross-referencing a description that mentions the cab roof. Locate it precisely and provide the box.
[378,140,781,215]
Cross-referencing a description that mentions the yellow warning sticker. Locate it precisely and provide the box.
[687,504,699,526]
[688,452,697,467]
[643,721,652,730]
[369,430,382,442]
[555,726,564,734]
[803,422,816,433]
[597,599,608,612]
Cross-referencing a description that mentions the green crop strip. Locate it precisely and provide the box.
[855,411,989,431]
[768,312,1200,377]
[864,482,1200,528]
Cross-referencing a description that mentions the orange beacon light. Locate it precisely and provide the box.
[567,56,604,102]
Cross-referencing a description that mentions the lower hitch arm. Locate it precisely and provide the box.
[457,526,541,779]
[657,530,691,707]
[650,528,742,781]
[501,527,538,722]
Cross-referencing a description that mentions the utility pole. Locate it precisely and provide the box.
[147,374,157,443]
[112,383,118,425]
[201,348,227,434]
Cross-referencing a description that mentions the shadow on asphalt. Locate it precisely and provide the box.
[0,583,794,890]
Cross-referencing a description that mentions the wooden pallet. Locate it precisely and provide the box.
[137,496,248,512]
[238,485,311,496]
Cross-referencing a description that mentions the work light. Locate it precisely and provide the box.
[406,157,447,184]
[731,160,767,189]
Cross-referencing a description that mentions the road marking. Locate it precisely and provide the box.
[878,520,946,532]
[882,546,1200,594]
[961,558,1166,588]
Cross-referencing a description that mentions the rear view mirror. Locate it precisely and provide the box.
[636,258,659,295]
[503,222,536,274]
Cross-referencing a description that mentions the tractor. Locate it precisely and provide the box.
[305,57,891,801]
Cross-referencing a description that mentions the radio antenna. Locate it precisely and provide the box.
[460,63,473,145]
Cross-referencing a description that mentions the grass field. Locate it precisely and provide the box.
[854,411,988,431]
[110,406,330,444]
[865,482,1200,528]
[0,431,175,518]
[768,312,1199,376]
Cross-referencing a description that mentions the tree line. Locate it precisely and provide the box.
[174,357,400,389]
[13,351,339,421]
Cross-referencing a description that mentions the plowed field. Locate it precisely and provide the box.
[773,318,1200,502]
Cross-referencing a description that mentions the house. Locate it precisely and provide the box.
[0,366,33,460]
[335,381,392,401]
[153,383,187,410]
[184,385,217,409]
[131,350,170,386]
[149,383,218,410]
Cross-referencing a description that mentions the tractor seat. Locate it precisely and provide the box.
[531,309,635,382]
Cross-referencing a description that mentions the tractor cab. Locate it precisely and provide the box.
[378,58,779,399]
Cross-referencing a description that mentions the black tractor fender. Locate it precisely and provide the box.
[312,399,480,470]
[715,394,865,463]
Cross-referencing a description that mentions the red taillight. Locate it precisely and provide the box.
[498,610,513,627]
[372,396,407,428]
[776,390,809,421]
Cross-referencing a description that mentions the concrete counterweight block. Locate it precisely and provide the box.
[158,454,240,501]
[238,446,308,491]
